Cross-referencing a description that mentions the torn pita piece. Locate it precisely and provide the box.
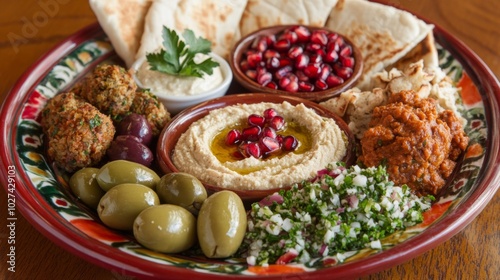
[239,0,339,37]
[325,0,435,90]
[89,0,152,68]
[136,0,248,61]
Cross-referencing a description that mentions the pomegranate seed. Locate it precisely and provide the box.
[245,69,257,80]
[339,45,352,57]
[275,66,293,80]
[263,34,276,46]
[298,81,315,92]
[318,65,331,81]
[276,134,284,145]
[266,81,278,89]
[232,150,245,160]
[269,116,285,130]
[274,39,291,52]
[266,57,280,69]
[294,53,309,69]
[324,49,339,63]
[327,32,339,42]
[279,58,292,67]
[284,80,299,92]
[293,25,311,42]
[246,142,262,158]
[288,46,303,59]
[282,135,299,151]
[251,37,268,52]
[256,66,267,76]
[238,142,250,158]
[310,31,328,45]
[257,72,272,86]
[264,49,280,59]
[315,79,328,91]
[248,114,266,127]
[247,51,263,68]
[281,75,299,91]
[225,129,241,145]
[263,108,278,119]
[326,41,340,53]
[315,48,326,59]
[334,65,353,80]
[261,127,277,138]
[242,125,262,141]
[259,136,280,153]
[279,76,291,88]
[296,70,309,81]
[306,43,322,52]
[303,64,321,78]
[334,36,345,48]
[309,54,322,64]
[240,60,249,71]
[339,55,355,68]
[280,31,298,44]
[326,74,344,87]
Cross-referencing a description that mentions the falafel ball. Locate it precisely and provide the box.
[40,92,86,132]
[42,93,115,173]
[79,64,137,118]
[130,90,171,136]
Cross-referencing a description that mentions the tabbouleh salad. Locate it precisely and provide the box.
[239,163,434,266]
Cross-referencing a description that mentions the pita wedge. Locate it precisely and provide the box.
[239,0,339,37]
[89,0,152,68]
[136,0,248,61]
[390,33,439,71]
[325,0,435,90]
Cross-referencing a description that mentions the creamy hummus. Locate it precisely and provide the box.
[172,102,348,191]
[135,53,223,97]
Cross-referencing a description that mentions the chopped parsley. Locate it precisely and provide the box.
[89,114,102,129]
[239,164,433,266]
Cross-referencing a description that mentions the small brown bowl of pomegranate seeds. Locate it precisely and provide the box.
[230,25,363,102]
[157,93,356,203]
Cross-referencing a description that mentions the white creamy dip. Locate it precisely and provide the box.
[135,53,224,97]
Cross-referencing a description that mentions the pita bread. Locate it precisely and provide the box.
[325,0,434,90]
[239,0,339,37]
[89,0,151,68]
[389,33,439,71]
[136,0,248,61]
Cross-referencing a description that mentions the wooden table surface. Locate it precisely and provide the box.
[0,1,498,279]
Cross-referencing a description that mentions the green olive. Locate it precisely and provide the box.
[69,167,105,209]
[156,173,207,215]
[96,160,160,191]
[133,204,197,253]
[197,191,247,258]
[97,183,159,230]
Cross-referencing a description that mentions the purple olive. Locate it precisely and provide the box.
[117,113,153,146]
[107,135,154,167]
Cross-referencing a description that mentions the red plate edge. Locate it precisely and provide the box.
[1,13,499,280]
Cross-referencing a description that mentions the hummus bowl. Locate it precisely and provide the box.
[157,93,356,202]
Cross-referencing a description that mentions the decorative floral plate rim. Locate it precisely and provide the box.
[1,19,499,280]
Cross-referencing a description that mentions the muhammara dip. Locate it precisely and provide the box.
[172,101,348,191]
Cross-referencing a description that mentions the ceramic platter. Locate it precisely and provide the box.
[1,12,499,280]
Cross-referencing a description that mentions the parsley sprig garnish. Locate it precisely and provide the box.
[146,26,219,78]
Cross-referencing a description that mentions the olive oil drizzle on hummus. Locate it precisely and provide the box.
[210,120,313,174]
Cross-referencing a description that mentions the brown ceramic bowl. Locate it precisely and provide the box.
[157,93,356,203]
[230,25,363,102]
